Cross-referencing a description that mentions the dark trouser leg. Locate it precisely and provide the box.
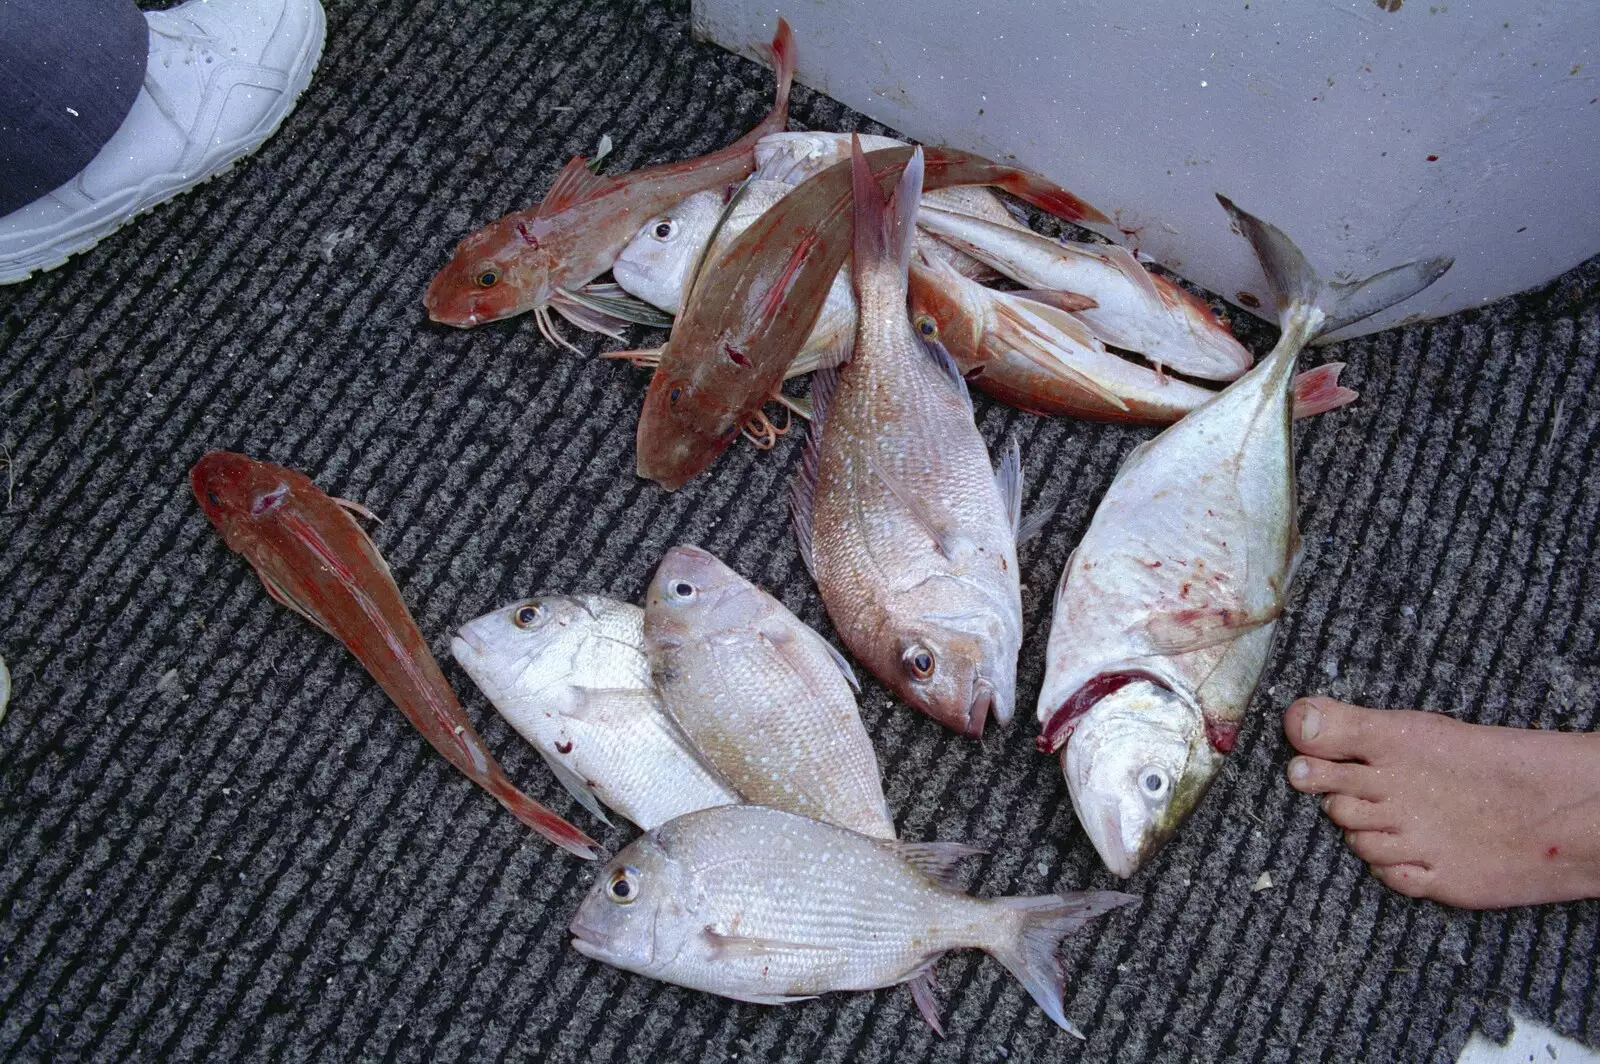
[0,1,149,216]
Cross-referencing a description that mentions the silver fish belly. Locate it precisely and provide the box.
[452,594,740,831]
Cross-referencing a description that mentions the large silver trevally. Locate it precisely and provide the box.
[451,594,740,831]
[644,545,895,839]
[794,140,1024,737]
[568,805,1138,1037]
[1034,195,1451,877]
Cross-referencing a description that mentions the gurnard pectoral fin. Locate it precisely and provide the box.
[1290,363,1358,419]
[1216,193,1453,338]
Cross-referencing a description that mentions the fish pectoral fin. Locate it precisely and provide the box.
[256,569,339,640]
[702,927,841,962]
[550,290,634,339]
[821,639,860,693]
[532,745,614,828]
[1100,241,1168,314]
[565,282,676,329]
[537,154,609,216]
[868,459,966,562]
[598,345,665,368]
[989,301,1129,413]
[886,840,987,889]
[1139,602,1283,656]
[565,687,656,725]
[332,495,383,524]
[1009,288,1098,314]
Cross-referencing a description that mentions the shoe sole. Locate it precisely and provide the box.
[0,1,328,286]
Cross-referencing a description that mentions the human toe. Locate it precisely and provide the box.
[1284,696,1385,762]
[1321,793,1393,832]
[1370,862,1436,899]
[1344,829,1420,867]
[1287,755,1382,798]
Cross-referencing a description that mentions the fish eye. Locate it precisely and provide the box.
[206,491,221,507]
[476,269,499,288]
[513,603,542,628]
[902,644,936,680]
[668,387,682,405]
[914,315,938,339]
[1139,766,1170,800]
[668,580,696,602]
[606,865,641,904]
[652,219,675,240]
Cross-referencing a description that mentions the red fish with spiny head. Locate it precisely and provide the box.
[190,451,599,859]
[423,19,795,349]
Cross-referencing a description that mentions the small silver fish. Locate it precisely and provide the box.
[452,594,740,831]
[1034,196,1451,877]
[568,805,1138,1037]
[0,654,8,725]
[644,545,894,839]
[794,142,1024,737]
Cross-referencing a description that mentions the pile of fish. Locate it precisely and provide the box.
[187,12,1454,1043]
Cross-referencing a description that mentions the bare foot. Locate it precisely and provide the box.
[1282,696,1600,908]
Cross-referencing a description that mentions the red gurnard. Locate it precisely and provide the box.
[190,452,599,860]
[423,19,795,347]
[635,144,1107,490]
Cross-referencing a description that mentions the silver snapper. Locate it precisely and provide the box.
[452,594,740,831]
[644,545,895,839]
[1034,195,1451,877]
[569,805,1138,1037]
[794,142,1024,737]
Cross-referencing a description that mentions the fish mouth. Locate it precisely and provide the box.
[965,683,996,738]
[1092,806,1140,879]
[451,629,488,661]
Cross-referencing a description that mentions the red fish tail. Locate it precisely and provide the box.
[488,777,601,859]
[765,18,796,131]
[989,170,1109,227]
[850,135,923,284]
[1290,362,1359,419]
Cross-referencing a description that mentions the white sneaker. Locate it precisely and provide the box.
[0,0,326,285]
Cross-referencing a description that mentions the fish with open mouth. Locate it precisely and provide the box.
[634,142,1106,490]
[1032,197,1451,877]
[568,805,1138,1038]
[422,19,794,349]
[190,452,598,859]
[644,545,894,839]
[793,141,1025,737]
[451,594,740,830]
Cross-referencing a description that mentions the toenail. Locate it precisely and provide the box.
[1302,707,1321,742]
[1290,758,1310,780]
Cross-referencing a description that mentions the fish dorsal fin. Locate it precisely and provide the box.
[995,436,1023,537]
[537,155,609,217]
[869,459,967,562]
[790,368,840,579]
[703,927,841,960]
[887,840,986,889]
[1138,602,1284,656]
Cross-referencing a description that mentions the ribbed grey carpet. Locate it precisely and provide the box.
[1,2,1596,1061]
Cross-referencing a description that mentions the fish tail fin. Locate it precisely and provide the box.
[1216,194,1452,341]
[1290,363,1358,419]
[987,890,1139,1038]
[851,135,923,286]
[488,780,601,860]
[766,18,796,128]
